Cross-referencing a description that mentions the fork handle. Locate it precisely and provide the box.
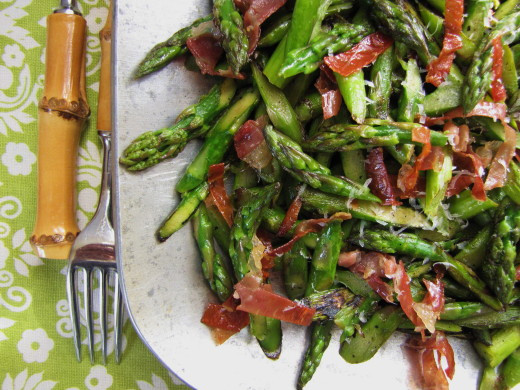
[31,10,89,259]
[97,2,112,132]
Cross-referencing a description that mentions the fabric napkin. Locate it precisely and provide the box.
[0,1,190,388]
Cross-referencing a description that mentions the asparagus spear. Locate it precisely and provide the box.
[299,288,359,321]
[229,183,280,280]
[474,325,520,367]
[449,189,499,219]
[352,228,503,310]
[335,70,367,124]
[298,187,433,230]
[503,348,520,389]
[462,11,520,113]
[278,22,372,78]
[455,306,520,329]
[297,321,333,390]
[135,15,213,78]
[481,200,520,305]
[454,225,493,270]
[193,203,233,302]
[251,63,303,143]
[263,126,380,202]
[283,240,310,300]
[213,0,249,73]
[339,305,405,364]
[298,220,343,387]
[294,92,322,123]
[303,124,448,152]
[120,79,237,171]
[397,57,424,123]
[228,184,282,357]
[440,302,491,321]
[176,88,259,193]
[305,220,343,296]
[368,44,393,120]
[365,0,433,65]
[157,182,209,241]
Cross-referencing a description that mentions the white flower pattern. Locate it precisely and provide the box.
[17,329,54,363]
[84,366,112,390]
[10,228,43,277]
[1,369,57,390]
[1,142,36,176]
[2,43,25,68]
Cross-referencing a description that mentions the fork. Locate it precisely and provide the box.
[66,0,121,364]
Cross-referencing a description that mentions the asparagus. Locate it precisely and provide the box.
[503,348,520,389]
[299,288,358,321]
[157,182,209,241]
[229,184,280,280]
[474,325,520,367]
[298,220,343,387]
[335,70,367,124]
[365,0,433,64]
[339,305,405,364]
[504,161,520,205]
[213,0,249,73]
[193,203,233,302]
[263,126,380,202]
[120,79,237,171]
[462,0,494,45]
[440,302,491,321]
[454,225,493,270]
[258,13,291,48]
[294,92,322,123]
[283,240,310,300]
[462,11,520,113]
[397,57,424,123]
[278,22,372,78]
[205,202,231,253]
[305,220,343,296]
[297,321,333,390]
[352,228,503,310]
[251,64,303,143]
[449,189,499,219]
[176,88,259,193]
[134,15,213,78]
[298,186,433,230]
[368,44,393,120]
[481,201,520,305]
[303,124,447,152]
[454,306,520,329]
[228,184,282,357]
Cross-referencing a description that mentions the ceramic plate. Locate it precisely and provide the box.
[113,1,482,388]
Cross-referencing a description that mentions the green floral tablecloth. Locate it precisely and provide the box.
[0,1,191,389]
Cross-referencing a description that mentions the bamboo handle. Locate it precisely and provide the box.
[31,12,89,259]
[97,3,112,131]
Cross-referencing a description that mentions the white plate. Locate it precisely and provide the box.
[113,1,483,389]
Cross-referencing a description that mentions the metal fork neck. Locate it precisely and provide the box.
[96,131,112,225]
[54,0,82,15]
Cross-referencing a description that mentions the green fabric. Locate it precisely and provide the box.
[0,1,189,388]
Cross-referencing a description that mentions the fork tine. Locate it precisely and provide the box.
[113,270,123,364]
[99,268,108,365]
[66,265,82,362]
[82,267,95,364]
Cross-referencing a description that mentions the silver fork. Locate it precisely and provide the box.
[66,0,120,364]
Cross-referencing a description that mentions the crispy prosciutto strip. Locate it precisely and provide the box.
[484,121,517,191]
[446,148,486,200]
[235,0,288,54]
[398,128,445,194]
[516,265,520,281]
[267,212,351,256]
[208,163,233,226]
[366,147,401,206]
[426,0,463,86]
[444,121,469,153]
[339,251,396,303]
[421,101,507,126]
[234,117,272,169]
[234,273,315,325]
[405,331,455,390]
[201,296,250,344]
[491,36,507,102]
[277,196,302,237]
[324,32,393,77]
[340,251,445,333]
[186,35,245,79]
[315,65,342,120]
